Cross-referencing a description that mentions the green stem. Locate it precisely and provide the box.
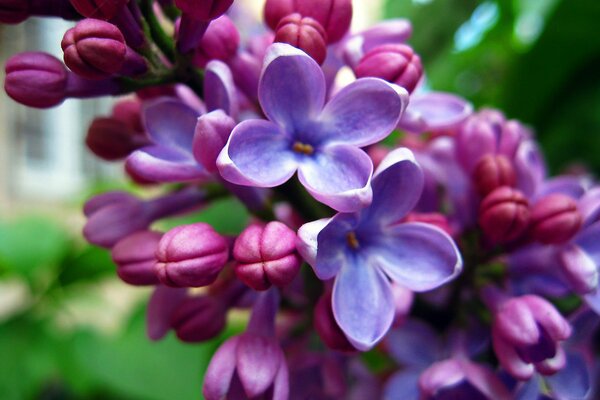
[277,179,332,221]
[139,0,176,63]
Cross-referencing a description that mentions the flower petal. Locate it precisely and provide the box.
[296,218,332,268]
[385,319,441,367]
[545,351,591,400]
[315,213,360,280]
[559,244,598,294]
[398,92,473,133]
[373,222,462,292]
[332,255,394,351]
[142,98,199,148]
[202,336,240,400]
[383,369,421,400]
[236,335,282,398]
[259,43,325,130]
[205,60,238,117]
[298,144,373,212]
[193,110,236,173]
[363,147,423,225]
[317,78,407,147]
[146,285,187,341]
[217,119,297,187]
[126,145,209,182]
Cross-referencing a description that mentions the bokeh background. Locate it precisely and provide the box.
[0,0,598,398]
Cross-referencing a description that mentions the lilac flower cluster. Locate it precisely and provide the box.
[3,0,599,398]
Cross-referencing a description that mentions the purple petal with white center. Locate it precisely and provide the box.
[296,218,331,268]
[363,147,423,225]
[315,213,360,280]
[146,285,187,341]
[332,255,394,350]
[546,352,591,400]
[193,110,236,173]
[203,336,240,400]
[373,222,462,292]
[217,119,297,187]
[559,244,598,294]
[142,99,199,147]
[204,60,238,117]
[236,334,282,398]
[259,43,325,130]
[386,319,441,367]
[297,144,373,212]
[383,369,421,400]
[317,78,407,147]
[126,145,209,182]
[399,92,473,133]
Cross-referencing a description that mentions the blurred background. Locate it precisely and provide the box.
[0,0,598,398]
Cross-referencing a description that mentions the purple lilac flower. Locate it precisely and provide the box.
[217,43,408,212]
[297,148,462,349]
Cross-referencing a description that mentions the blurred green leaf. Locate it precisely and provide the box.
[58,245,115,287]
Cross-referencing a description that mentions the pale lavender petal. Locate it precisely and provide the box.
[546,352,591,400]
[236,335,282,398]
[332,256,394,351]
[146,285,187,341]
[205,60,238,117]
[363,147,423,225]
[398,92,473,133]
[297,144,373,212]
[296,218,331,268]
[383,369,421,400]
[142,99,199,148]
[579,187,600,227]
[386,319,441,367]
[515,140,547,197]
[559,244,598,294]
[203,336,240,400]
[126,146,209,182]
[193,110,236,173]
[374,223,462,292]
[271,354,290,400]
[217,119,297,187]
[259,43,325,130]
[315,213,360,280]
[535,176,587,201]
[317,78,407,147]
[584,289,600,316]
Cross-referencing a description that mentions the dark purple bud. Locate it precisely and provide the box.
[171,295,226,342]
[0,0,29,23]
[274,13,327,65]
[156,223,229,288]
[479,186,530,243]
[531,194,582,245]
[314,290,356,352]
[111,230,162,285]
[69,0,128,19]
[233,222,302,291]
[193,15,240,67]
[112,98,143,132]
[4,52,68,108]
[354,44,423,94]
[473,154,517,197]
[264,0,352,43]
[0,0,78,24]
[86,117,149,160]
[175,0,233,21]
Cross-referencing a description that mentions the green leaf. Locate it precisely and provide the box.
[58,245,116,287]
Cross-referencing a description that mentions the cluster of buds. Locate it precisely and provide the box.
[3,0,599,399]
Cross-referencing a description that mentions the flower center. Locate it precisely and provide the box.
[292,141,314,155]
[346,231,360,249]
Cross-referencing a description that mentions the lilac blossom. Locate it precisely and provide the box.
[218,43,408,212]
[297,148,462,349]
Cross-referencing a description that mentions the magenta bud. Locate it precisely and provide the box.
[472,154,517,197]
[314,290,356,352]
[264,0,352,43]
[4,52,68,108]
[274,13,327,65]
[86,117,149,160]
[530,194,582,245]
[111,230,162,285]
[156,223,229,288]
[175,0,233,20]
[171,295,226,342]
[193,15,240,67]
[354,44,423,94]
[479,186,530,243]
[492,295,571,380]
[69,0,128,19]
[233,222,302,291]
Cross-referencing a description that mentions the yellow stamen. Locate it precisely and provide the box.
[346,232,360,249]
[293,141,314,155]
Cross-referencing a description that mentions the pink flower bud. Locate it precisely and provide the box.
[472,154,516,197]
[156,223,229,288]
[274,13,327,65]
[111,230,162,286]
[264,0,352,43]
[86,117,149,160]
[175,0,233,21]
[233,222,301,291]
[193,15,240,67]
[69,0,128,19]
[479,186,530,243]
[404,212,454,237]
[314,290,356,352]
[354,44,423,94]
[4,52,68,108]
[530,194,582,245]
[171,295,226,342]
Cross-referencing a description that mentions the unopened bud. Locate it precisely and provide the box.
[473,154,516,197]
[193,15,240,67]
[69,0,128,19]
[175,0,233,20]
[171,295,226,342]
[274,13,327,65]
[531,194,582,245]
[111,230,162,285]
[314,290,356,352]
[479,186,530,243]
